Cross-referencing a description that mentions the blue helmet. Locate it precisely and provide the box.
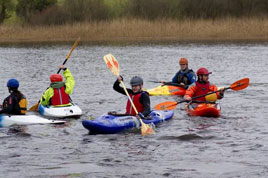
[7,79,19,88]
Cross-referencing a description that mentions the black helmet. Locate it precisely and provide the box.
[130,76,143,86]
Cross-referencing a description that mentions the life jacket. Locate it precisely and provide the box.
[51,87,70,106]
[194,81,211,102]
[126,92,144,116]
[19,97,27,115]
[177,69,194,85]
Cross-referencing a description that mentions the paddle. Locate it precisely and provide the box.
[154,78,249,110]
[29,38,80,111]
[148,81,187,88]
[103,54,155,136]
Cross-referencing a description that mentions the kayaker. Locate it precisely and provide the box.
[0,79,27,115]
[113,75,151,119]
[184,67,224,102]
[40,65,74,107]
[162,57,196,88]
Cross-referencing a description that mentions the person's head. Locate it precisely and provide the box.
[50,74,63,83]
[130,76,143,93]
[196,67,212,83]
[179,57,188,70]
[7,78,19,93]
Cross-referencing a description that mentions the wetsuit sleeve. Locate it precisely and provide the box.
[188,72,197,85]
[140,92,151,116]
[40,88,54,106]
[63,69,75,95]
[184,85,197,99]
[113,80,133,95]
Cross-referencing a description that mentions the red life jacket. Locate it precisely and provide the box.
[194,81,211,102]
[126,92,144,116]
[51,87,70,105]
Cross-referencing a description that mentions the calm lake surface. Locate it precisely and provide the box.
[0,43,268,178]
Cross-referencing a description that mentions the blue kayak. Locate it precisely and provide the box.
[82,110,174,134]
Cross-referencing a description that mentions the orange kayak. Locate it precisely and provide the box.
[146,85,186,96]
[185,102,221,117]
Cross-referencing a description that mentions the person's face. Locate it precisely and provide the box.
[180,64,187,70]
[201,74,209,82]
[132,85,142,93]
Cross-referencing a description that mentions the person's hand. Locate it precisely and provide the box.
[184,95,192,102]
[59,65,67,70]
[219,87,225,94]
[137,112,145,120]
[180,83,185,86]
[161,81,166,85]
[117,75,123,82]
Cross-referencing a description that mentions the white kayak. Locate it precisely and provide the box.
[0,114,65,128]
[38,103,82,118]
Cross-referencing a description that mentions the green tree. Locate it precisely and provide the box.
[16,0,57,22]
[0,0,16,24]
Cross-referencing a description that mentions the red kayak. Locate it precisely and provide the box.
[185,102,221,117]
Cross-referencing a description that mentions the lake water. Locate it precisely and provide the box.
[0,42,268,178]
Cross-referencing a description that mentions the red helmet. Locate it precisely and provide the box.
[179,57,188,65]
[197,67,212,76]
[50,74,63,82]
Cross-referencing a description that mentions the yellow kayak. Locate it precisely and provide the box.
[146,85,186,96]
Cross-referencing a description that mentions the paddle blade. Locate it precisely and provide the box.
[230,78,249,91]
[104,54,120,76]
[141,122,155,136]
[154,101,178,110]
[66,37,80,60]
[29,103,39,111]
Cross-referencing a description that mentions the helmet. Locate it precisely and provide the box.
[130,76,143,86]
[7,79,19,88]
[50,74,63,82]
[179,57,188,65]
[197,67,212,76]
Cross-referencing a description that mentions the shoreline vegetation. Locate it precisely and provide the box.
[1,18,268,44]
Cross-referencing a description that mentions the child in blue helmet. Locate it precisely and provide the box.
[0,79,27,115]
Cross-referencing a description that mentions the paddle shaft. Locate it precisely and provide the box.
[176,86,233,105]
[149,81,186,88]
[56,38,80,74]
[120,81,138,114]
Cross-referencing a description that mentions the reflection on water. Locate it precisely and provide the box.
[0,43,268,177]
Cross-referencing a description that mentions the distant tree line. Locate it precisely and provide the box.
[0,0,268,25]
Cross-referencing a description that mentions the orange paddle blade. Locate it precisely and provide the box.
[103,54,120,76]
[154,101,178,110]
[230,78,249,91]
[140,121,155,136]
[29,102,39,111]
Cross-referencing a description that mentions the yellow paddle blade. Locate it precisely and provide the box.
[29,102,39,111]
[230,78,249,91]
[140,121,155,136]
[104,54,120,76]
[154,101,178,110]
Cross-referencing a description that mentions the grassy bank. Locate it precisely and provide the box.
[1,18,268,44]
